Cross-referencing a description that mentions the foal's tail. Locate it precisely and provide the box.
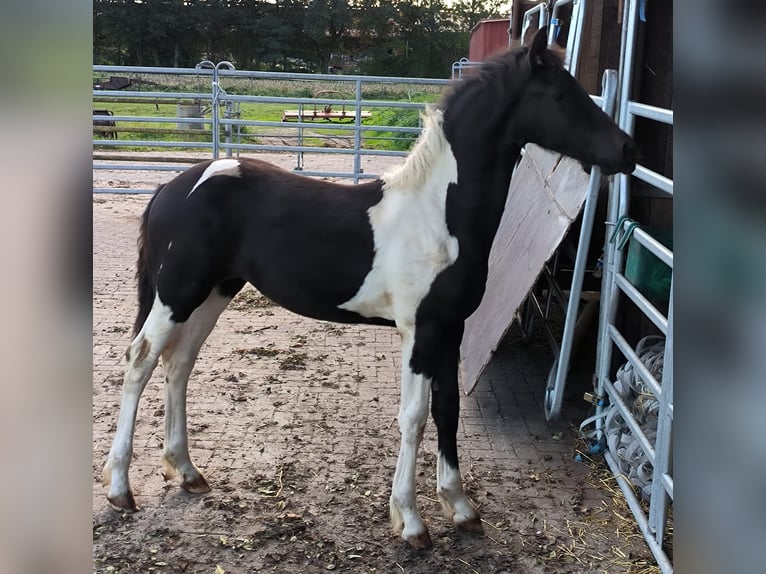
[133,185,163,336]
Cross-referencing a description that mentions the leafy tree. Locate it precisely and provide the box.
[93,0,508,77]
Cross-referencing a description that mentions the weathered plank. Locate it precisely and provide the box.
[459,144,590,394]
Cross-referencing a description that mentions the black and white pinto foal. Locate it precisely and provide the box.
[103,29,636,548]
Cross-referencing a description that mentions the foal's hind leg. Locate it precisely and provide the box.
[102,296,179,512]
[160,282,243,493]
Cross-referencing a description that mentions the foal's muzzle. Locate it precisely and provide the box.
[600,137,637,176]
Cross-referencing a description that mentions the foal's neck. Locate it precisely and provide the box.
[448,140,522,255]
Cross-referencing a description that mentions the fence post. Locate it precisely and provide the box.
[196,60,235,160]
[353,78,363,184]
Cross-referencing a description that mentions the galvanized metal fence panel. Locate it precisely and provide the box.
[592,0,674,571]
[93,65,450,193]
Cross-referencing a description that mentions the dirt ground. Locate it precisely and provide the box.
[92,156,657,573]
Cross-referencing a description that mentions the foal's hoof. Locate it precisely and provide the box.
[181,474,211,494]
[456,515,484,533]
[403,529,433,549]
[107,491,138,513]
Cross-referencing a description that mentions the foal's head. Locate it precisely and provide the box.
[443,28,636,176]
[511,29,636,175]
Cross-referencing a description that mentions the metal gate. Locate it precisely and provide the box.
[591,0,674,571]
[93,66,449,193]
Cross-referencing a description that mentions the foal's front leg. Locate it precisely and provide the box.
[429,323,481,530]
[390,329,432,548]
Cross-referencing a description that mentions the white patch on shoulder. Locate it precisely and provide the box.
[186,159,241,198]
[339,109,459,325]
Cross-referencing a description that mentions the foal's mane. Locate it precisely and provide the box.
[381,107,452,191]
[439,43,565,113]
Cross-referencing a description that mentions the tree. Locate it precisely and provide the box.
[92,0,507,77]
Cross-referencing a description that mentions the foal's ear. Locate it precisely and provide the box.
[528,27,549,67]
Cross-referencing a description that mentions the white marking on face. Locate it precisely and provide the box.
[339,109,459,324]
[186,159,241,198]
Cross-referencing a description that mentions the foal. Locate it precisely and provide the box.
[102,29,636,548]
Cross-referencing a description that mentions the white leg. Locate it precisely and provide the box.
[102,295,178,512]
[160,291,231,493]
[390,330,432,548]
[437,454,481,529]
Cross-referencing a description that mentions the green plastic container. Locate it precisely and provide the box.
[612,218,672,301]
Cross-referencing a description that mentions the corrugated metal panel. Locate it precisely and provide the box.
[469,19,511,61]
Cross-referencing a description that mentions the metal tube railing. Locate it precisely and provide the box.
[590,1,674,571]
[543,69,618,419]
[607,324,663,400]
[93,65,450,191]
[614,274,669,335]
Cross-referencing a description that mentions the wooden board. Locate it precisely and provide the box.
[459,144,591,394]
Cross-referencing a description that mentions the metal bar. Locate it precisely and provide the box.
[614,274,669,335]
[604,451,674,574]
[292,170,379,180]
[95,65,214,75]
[595,170,632,435]
[95,64,451,86]
[93,115,207,125]
[662,473,673,497]
[522,3,548,44]
[93,140,213,149]
[607,324,663,400]
[223,93,426,109]
[628,101,674,125]
[225,119,421,134]
[541,263,570,313]
[526,292,561,355]
[631,227,674,268]
[93,164,189,172]
[649,290,673,546]
[93,188,156,194]
[548,0,574,46]
[602,378,656,463]
[617,0,641,132]
[569,0,586,76]
[633,165,674,195]
[94,90,212,100]
[214,142,408,157]
[353,78,363,184]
